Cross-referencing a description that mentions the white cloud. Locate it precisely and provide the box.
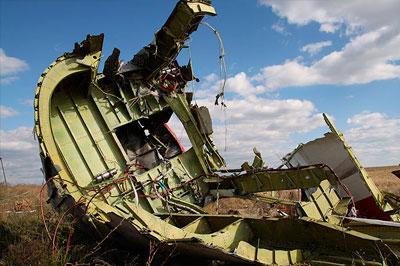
[179,72,400,168]
[0,76,18,85]
[256,0,400,89]
[271,21,290,36]
[345,112,400,166]
[225,72,266,97]
[19,99,34,106]
[319,23,340,34]
[0,48,29,85]
[0,127,42,184]
[0,127,36,151]
[177,74,325,167]
[259,0,399,34]
[301,41,332,55]
[205,97,324,167]
[0,105,19,118]
[173,77,399,167]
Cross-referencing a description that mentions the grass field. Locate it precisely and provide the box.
[1,166,399,265]
[0,185,173,266]
[366,165,400,195]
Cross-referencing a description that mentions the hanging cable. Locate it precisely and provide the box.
[186,38,198,105]
[91,81,124,103]
[200,22,227,107]
[128,174,139,207]
[39,177,56,241]
[201,21,229,153]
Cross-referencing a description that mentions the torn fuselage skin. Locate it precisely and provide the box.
[34,1,399,265]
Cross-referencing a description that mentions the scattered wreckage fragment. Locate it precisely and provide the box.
[33,0,400,265]
[283,114,400,222]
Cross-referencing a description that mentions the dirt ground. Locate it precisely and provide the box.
[0,184,42,218]
[366,165,400,195]
[205,165,400,216]
[0,166,399,265]
[1,165,399,217]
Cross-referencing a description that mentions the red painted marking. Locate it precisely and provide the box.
[159,74,178,92]
[164,123,185,153]
[354,196,391,221]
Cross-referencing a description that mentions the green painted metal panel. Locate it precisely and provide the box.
[33,2,400,265]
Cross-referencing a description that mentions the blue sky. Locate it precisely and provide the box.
[1,0,399,183]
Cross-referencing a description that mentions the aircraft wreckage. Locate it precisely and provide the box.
[34,1,400,265]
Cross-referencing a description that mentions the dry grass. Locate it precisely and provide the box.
[0,184,64,265]
[0,166,398,265]
[204,166,400,217]
[204,190,299,218]
[366,165,400,195]
[0,184,143,266]
[0,184,212,266]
